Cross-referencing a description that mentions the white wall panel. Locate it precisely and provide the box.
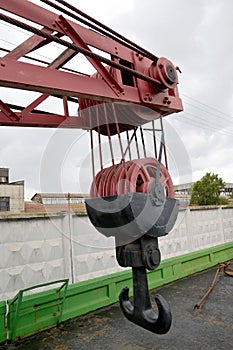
[0,214,69,300]
[0,207,232,300]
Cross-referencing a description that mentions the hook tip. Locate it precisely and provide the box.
[153,294,172,334]
[119,286,134,316]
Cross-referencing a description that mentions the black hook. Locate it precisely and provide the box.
[119,267,172,334]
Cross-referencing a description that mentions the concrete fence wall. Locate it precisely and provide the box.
[0,206,233,301]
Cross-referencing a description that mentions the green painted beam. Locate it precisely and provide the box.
[0,301,6,343]
[148,241,233,289]
[4,241,233,343]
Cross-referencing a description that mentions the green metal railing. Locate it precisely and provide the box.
[7,279,68,341]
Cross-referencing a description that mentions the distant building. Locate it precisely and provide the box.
[25,193,89,213]
[0,168,24,212]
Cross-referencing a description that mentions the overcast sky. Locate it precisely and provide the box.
[1,0,233,199]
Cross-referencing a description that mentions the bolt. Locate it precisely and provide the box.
[151,250,159,265]
[144,97,148,101]
[148,96,152,101]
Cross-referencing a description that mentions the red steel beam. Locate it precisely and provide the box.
[4,29,53,60]
[0,59,140,103]
[0,109,84,128]
[0,100,20,121]
[0,58,182,110]
[55,15,123,95]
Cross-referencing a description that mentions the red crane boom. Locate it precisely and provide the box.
[0,0,182,129]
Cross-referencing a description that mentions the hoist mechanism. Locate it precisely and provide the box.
[0,0,183,334]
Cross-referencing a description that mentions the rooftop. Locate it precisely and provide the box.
[31,192,89,201]
[3,266,232,350]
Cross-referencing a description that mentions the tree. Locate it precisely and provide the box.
[190,172,225,206]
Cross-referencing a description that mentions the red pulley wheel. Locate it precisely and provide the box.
[90,157,174,198]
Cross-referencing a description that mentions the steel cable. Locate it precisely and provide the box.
[0,13,162,87]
